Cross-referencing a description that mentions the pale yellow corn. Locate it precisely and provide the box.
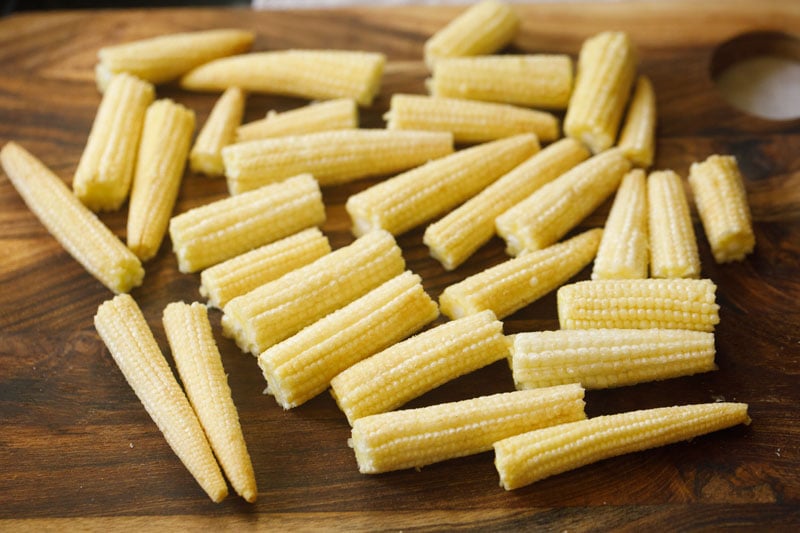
[190,87,246,177]
[73,73,155,212]
[557,278,720,332]
[511,328,716,390]
[94,294,227,502]
[425,138,589,270]
[223,130,454,194]
[236,98,358,143]
[169,173,325,273]
[200,228,331,309]
[494,402,750,490]
[351,384,586,474]
[259,271,439,409]
[592,169,649,279]
[180,50,386,106]
[429,55,574,110]
[648,170,701,278]
[347,134,538,237]
[496,148,630,255]
[162,302,257,503]
[617,75,656,167]
[330,310,508,424]
[439,228,602,320]
[127,99,195,261]
[1,142,143,293]
[564,31,637,153]
[688,155,755,263]
[222,230,405,356]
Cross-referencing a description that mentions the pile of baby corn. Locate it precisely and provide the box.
[0,0,757,501]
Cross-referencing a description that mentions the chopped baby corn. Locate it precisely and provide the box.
[258,271,439,409]
[350,384,586,474]
[617,75,657,167]
[190,87,246,177]
[330,310,508,424]
[439,228,602,320]
[94,294,227,502]
[347,134,538,237]
[494,402,750,490]
[1,142,143,293]
[236,98,358,143]
[688,154,755,263]
[169,173,325,273]
[648,170,701,278]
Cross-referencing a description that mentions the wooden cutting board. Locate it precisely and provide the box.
[1,1,799,529]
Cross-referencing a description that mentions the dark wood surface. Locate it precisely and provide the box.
[1,1,799,530]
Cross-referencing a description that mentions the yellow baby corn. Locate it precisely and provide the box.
[180,50,386,106]
[351,384,586,474]
[495,148,630,255]
[688,154,755,263]
[169,173,325,273]
[162,302,257,503]
[346,134,538,237]
[94,294,227,502]
[591,169,649,279]
[258,271,439,409]
[223,129,454,194]
[564,31,637,153]
[617,75,657,167]
[439,228,602,320]
[430,55,574,110]
[330,310,508,424]
[425,138,589,270]
[648,170,701,278]
[1,142,143,293]
[200,228,331,309]
[73,73,155,212]
[236,98,358,143]
[190,87,246,177]
[557,278,720,332]
[222,229,405,356]
[127,99,195,262]
[510,328,716,390]
[494,402,750,490]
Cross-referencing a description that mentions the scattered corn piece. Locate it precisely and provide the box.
[190,87,246,177]
[236,98,358,143]
[648,170,701,278]
[617,75,657,167]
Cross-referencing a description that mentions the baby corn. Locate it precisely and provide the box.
[236,98,358,143]
[648,170,701,278]
[190,87,246,177]
[617,75,657,167]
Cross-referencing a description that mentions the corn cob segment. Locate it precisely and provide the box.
[223,129,454,194]
[259,271,439,409]
[222,230,405,356]
[648,170,701,278]
[127,99,195,261]
[347,134,538,237]
[236,98,358,143]
[1,142,144,293]
[330,310,508,424]
[351,385,586,474]
[73,73,155,212]
[617,75,657,167]
[557,279,720,331]
[169,173,325,273]
[439,228,602,320]
[688,155,755,263]
[94,294,227,502]
[494,402,750,490]
[190,87,246,177]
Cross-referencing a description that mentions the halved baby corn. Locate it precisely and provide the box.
[127,99,196,261]
[169,173,325,273]
[236,98,358,143]
[688,154,755,263]
[162,302,257,503]
[190,87,246,177]
[494,402,750,490]
[223,129,454,194]
[200,228,331,309]
[439,228,602,320]
[258,271,439,409]
[330,310,508,424]
[648,170,701,278]
[1,142,144,293]
[557,278,720,331]
[617,75,657,167]
[73,73,155,212]
[346,134,538,237]
[94,294,227,502]
[350,384,586,474]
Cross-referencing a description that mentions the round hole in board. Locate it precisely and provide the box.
[710,31,800,121]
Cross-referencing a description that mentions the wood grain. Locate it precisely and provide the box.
[1,1,799,530]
